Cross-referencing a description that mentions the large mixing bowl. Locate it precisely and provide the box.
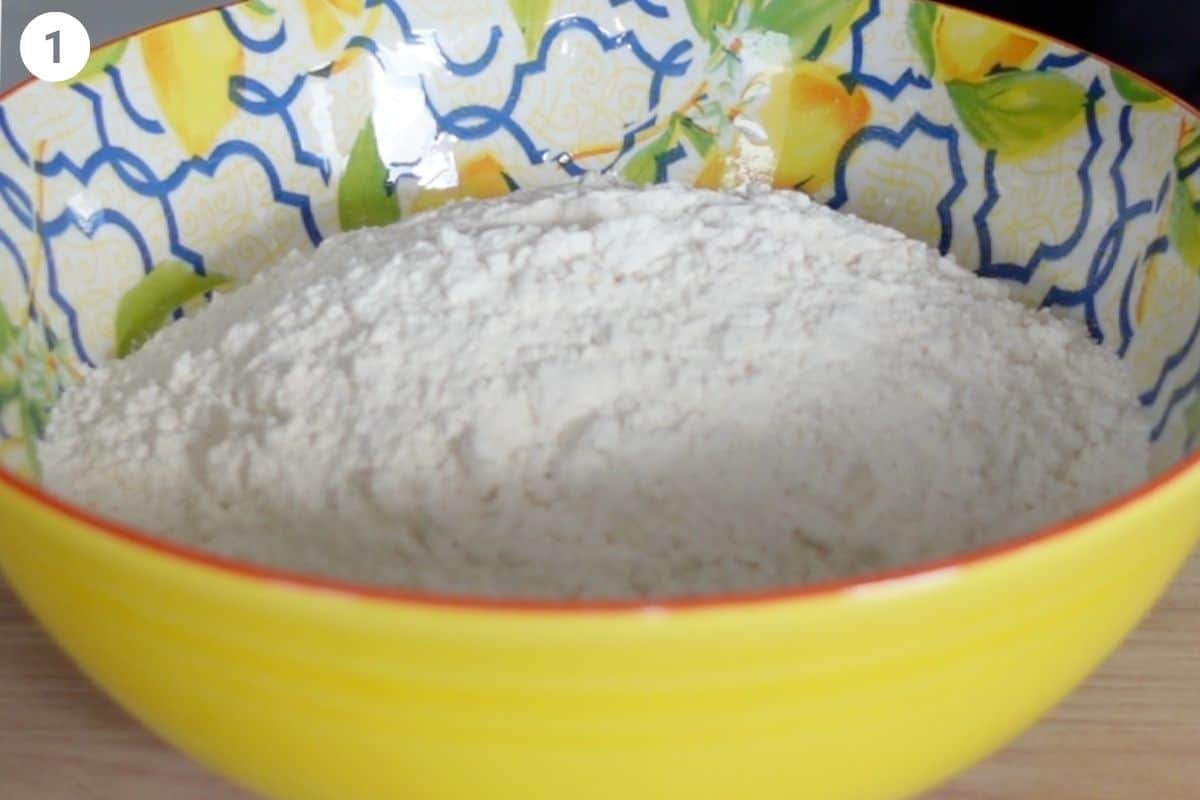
[2,1,1198,798]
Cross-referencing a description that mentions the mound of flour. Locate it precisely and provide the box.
[41,177,1152,600]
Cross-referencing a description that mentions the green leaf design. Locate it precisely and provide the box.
[684,0,739,45]
[19,398,43,476]
[622,132,675,185]
[623,115,718,185]
[0,306,66,477]
[115,263,230,357]
[0,377,17,406]
[622,116,685,185]
[1177,135,1200,172]
[244,0,276,14]
[71,40,129,84]
[0,303,16,352]
[1169,177,1200,270]
[507,0,554,58]
[907,0,937,75]
[749,0,863,60]
[20,394,48,441]
[679,117,716,157]
[1111,68,1163,105]
[946,70,1088,156]
[1186,398,1200,440]
[0,306,18,399]
[338,117,402,233]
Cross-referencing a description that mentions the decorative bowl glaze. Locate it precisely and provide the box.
[1,1,1199,798]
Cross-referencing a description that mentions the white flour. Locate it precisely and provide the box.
[41,178,1152,600]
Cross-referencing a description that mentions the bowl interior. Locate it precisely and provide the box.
[0,0,1197,489]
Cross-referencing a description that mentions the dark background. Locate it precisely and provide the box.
[2,0,203,88]
[2,1,1199,104]
[958,0,1200,106]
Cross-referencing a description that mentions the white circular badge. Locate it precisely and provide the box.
[20,12,92,83]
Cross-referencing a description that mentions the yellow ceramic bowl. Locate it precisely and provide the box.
[2,1,1199,798]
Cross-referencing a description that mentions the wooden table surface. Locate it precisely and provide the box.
[2,552,1198,799]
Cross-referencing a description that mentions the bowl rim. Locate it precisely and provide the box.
[2,0,1198,615]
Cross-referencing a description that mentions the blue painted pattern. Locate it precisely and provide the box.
[1,0,1199,475]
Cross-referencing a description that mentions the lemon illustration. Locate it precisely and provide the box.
[302,0,367,51]
[933,7,1038,81]
[412,154,515,213]
[694,149,726,190]
[758,61,870,192]
[140,15,243,157]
